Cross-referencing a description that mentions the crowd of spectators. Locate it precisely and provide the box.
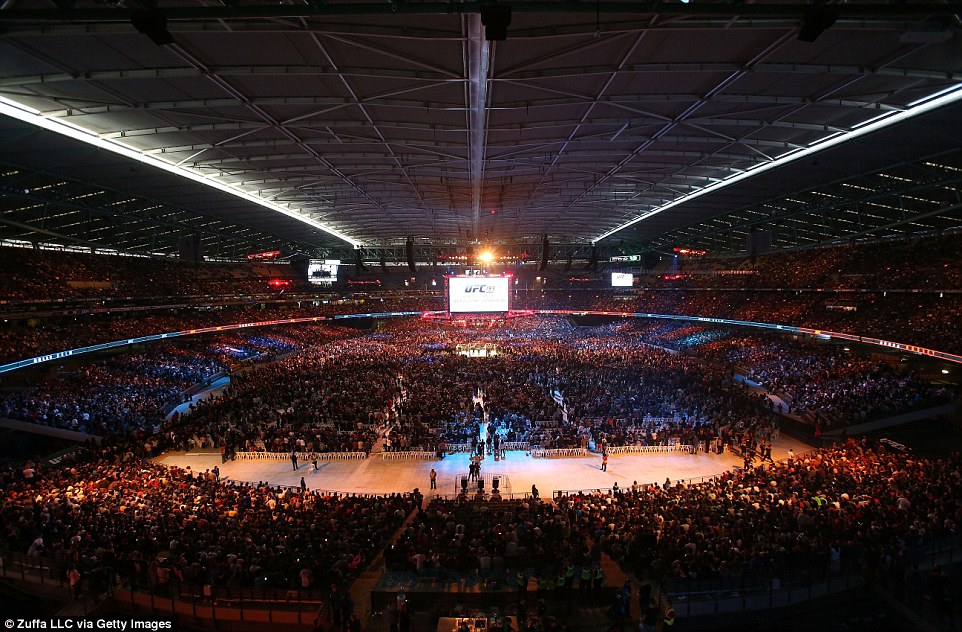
[0,306,957,626]
[386,497,586,579]
[2,233,957,306]
[3,431,959,619]
[637,232,962,290]
[0,444,416,591]
[699,336,953,428]
[0,297,446,365]
[0,325,353,437]
[1,285,960,367]
[0,233,959,363]
[0,344,227,435]
[339,318,781,454]
[0,313,786,454]
[2,305,951,452]
[560,441,962,595]
[171,337,402,456]
[508,289,962,355]
[0,246,306,302]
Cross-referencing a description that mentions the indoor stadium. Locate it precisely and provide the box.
[0,2,960,631]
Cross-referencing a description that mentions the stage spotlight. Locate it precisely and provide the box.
[478,478,485,491]
[798,5,838,43]
[479,250,495,264]
[481,4,512,41]
[461,477,469,491]
[492,476,500,490]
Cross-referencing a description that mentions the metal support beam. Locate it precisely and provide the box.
[1,3,961,23]
[351,241,599,264]
[466,13,490,239]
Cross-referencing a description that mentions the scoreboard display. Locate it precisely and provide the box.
[447,275,511,313]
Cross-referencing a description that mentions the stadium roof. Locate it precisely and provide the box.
[1,1,961,256]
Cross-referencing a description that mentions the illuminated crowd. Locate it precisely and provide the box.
[0,237,959,627]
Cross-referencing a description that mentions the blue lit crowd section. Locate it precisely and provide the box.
[1,310,959,375]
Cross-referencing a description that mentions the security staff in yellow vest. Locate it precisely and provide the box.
[663,606,676,627]
[515,570,526,597]
[580,566,592,590]
[592,565,604,589]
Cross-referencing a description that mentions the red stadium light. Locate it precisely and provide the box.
[267,279,291,287]
[247,250,282,260]
[673,247,706,256]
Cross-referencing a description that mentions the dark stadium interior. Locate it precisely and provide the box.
[1,3,961,632]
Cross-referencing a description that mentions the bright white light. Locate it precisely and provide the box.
[478,250,495,264]
[852,112,896,129]
[908,84,962,107]
[593,84,962,243]
[0,96,361,247]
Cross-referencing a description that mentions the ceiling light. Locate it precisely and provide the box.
[593,83,962,243]
[0,96,360,247]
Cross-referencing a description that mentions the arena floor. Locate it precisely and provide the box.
[158,434,809,498]
[162,375,809,498]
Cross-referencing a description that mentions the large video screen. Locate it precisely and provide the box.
[308,259,339,286]
[448,276,510,313]
[611,272,633,287]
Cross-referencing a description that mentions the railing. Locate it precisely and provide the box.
[553,487,617,498]
[633,416,688,425]
[161,371,229,415]
[426,491,538,501]
[0,522,958,625]
[234,450,367,461]
[530,447,588,458]
[115,573,329,624]
[444,443,474,453]
[552,472,731,498]
[382,450,437,460]
[451,472,512,496]
[500,441,530,452]
[0,551,104,616]
[224,479,408,499]
[665,533,961,620]
[601,444,693,455]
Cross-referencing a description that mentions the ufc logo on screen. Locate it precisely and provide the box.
[464,284,496,293]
